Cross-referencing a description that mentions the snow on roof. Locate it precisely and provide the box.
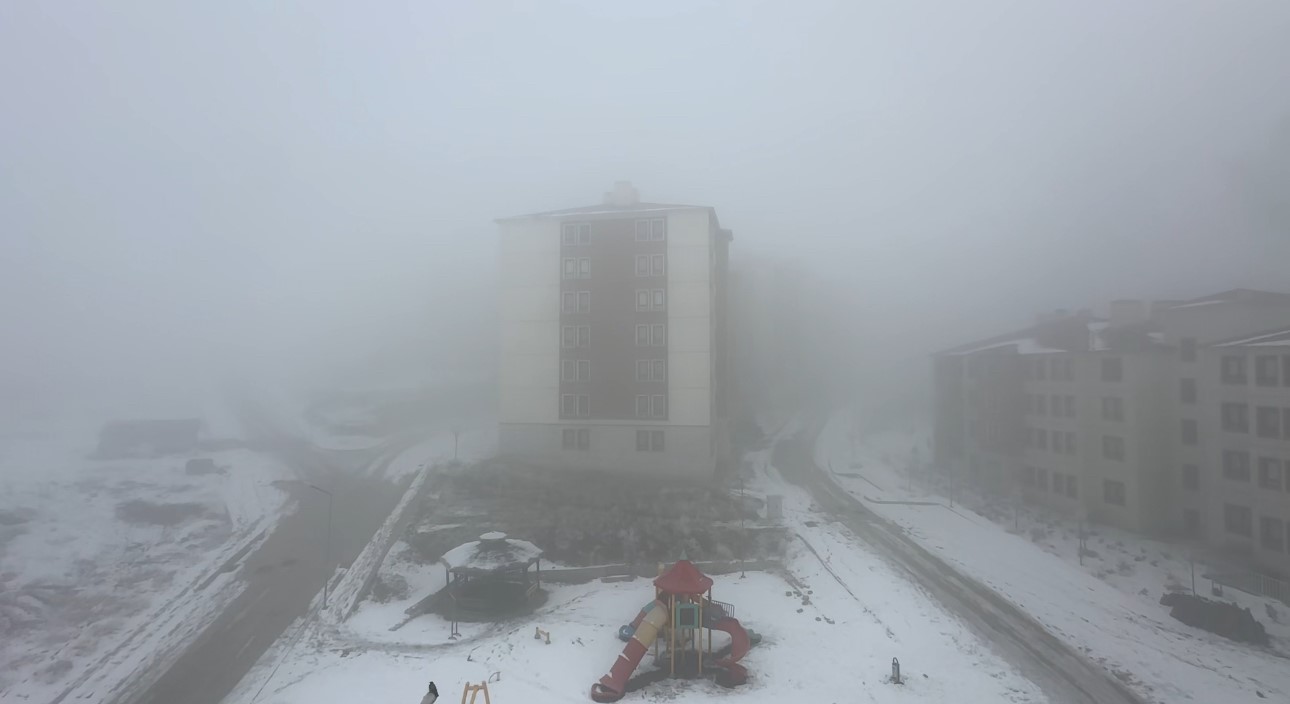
[949,337,1065,356]
[440,533,543,574]
[1215,328,1290,348]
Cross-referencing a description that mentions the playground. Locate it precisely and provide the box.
[233,509,1049,704]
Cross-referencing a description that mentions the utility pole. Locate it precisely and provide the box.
[307,483,335,608]
[452,428,461,462]
[739,466,747,578]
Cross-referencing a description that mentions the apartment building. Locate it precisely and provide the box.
[495,182,733,478]
[934,290,1290,570]
[1199,328,1290,573]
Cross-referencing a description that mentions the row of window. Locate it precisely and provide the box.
[561,359,668,383]
[561,291,591,314]
[559,428,668,452]
[560,394,590,418]
[635,394,667,418]
[1218,450,1290,490]
[1026,393,1076,418]
[1101,396,1125,421]
[1026,427,1077,455]
[635,254,666,277]
[636,289,666,312]
[636,359,666,382]
[560,219,668,245]
[562,257,591,279]
[561,359,590,382]
[1221,354,1290,387]
[1029,357,1077,381]
[1021,466,1079,498]
[561,223,592,246]
[1222,505,1290,555]
[561,324,669,348]
[1220,403,1290,439]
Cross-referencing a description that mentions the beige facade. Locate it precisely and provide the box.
[496,184,732,478]
[934,290,1290,573]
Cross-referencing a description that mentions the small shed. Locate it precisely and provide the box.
[440,532,544,616]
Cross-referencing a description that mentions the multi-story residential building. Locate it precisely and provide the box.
[1200,328,1290,573]
[495,182,733,478]
[934,290,1290,571]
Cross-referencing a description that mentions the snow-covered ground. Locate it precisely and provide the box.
[815,410,1290,704]
[226,445,1048,704]
[0,409,294,701]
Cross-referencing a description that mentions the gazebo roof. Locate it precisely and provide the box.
[440,532,543,576]
[653,559,713,595]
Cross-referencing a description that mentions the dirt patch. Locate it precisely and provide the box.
[115,499,211,527]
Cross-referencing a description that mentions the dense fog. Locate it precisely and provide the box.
[3,0,1289,417]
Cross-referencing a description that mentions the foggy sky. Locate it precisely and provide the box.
[3,1,1289,417]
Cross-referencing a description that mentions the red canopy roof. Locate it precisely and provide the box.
[653,560,713,595]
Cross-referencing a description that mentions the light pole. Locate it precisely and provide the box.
[452,428,461,462]
[307,483,334,608]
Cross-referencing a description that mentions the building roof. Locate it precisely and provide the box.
[440,532,543,575]
[497,201,711,221]
[1164,288,1290,310]
[1214,327,1290,348]
[653,559,713,595]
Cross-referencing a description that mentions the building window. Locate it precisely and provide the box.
[577,394,589,417]
[1035,428,1048,451]
[634,254,666,276]
[1062,431,1077,455]
[1101,435,1125,461]
[1180,337,1197,362]
[1180,418,1198,446]
[1221,449,1251,481]
[1261,517,1285,552]
[1036,394,1048,416]
[1053,358,1075,381]
[577,359,589,381]
[1063,395,1075,418]
[1101,357,1123,382]
[1064,474,1078,498]
[1101,396,1124,422]
[1221,403,1249,433]
[1257,406,1281,438]
[635,218,666,242]
[1181,464,1199,491]
[562,428,591,450]
[1180,378,1196,404]
[636,429,665,451]
[635,289,665,312]
[1182,509,1201,538]
[635,323,666,347]
[1256,355,1280,387]
[1103,480,1126,507]
[1221,355,1247,385]
[1258,457,1283,490]
[562,359,575,381]
[560,394,574,417]
[1037,468,1049,490]
[635,394,667,418]
[562,257,591,279]
[636,359,666,382]
[1021,466,1036,487]
[1033,357,1047,380]
[561,223,591,246]
[579,257,590,278]
[561,290,591,314]
[1224,504,1253,537]
[578,325,590,348]
[562,326,577,349]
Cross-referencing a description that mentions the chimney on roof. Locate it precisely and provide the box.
[603,181,640,207]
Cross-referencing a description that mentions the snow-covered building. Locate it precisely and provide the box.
[495,183,733,478]
[934,289,1290,570]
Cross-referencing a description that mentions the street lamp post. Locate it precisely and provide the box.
[307,483,334,608]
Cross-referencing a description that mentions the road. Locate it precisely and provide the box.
[129,435,413,704]
[772,430,1145,704]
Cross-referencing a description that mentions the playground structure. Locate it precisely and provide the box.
[589,560,756,702]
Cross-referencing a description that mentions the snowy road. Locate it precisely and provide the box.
[126,435,417,704]
[772,430,1145,704]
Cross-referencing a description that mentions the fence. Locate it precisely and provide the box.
[1205,569,1290,606]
